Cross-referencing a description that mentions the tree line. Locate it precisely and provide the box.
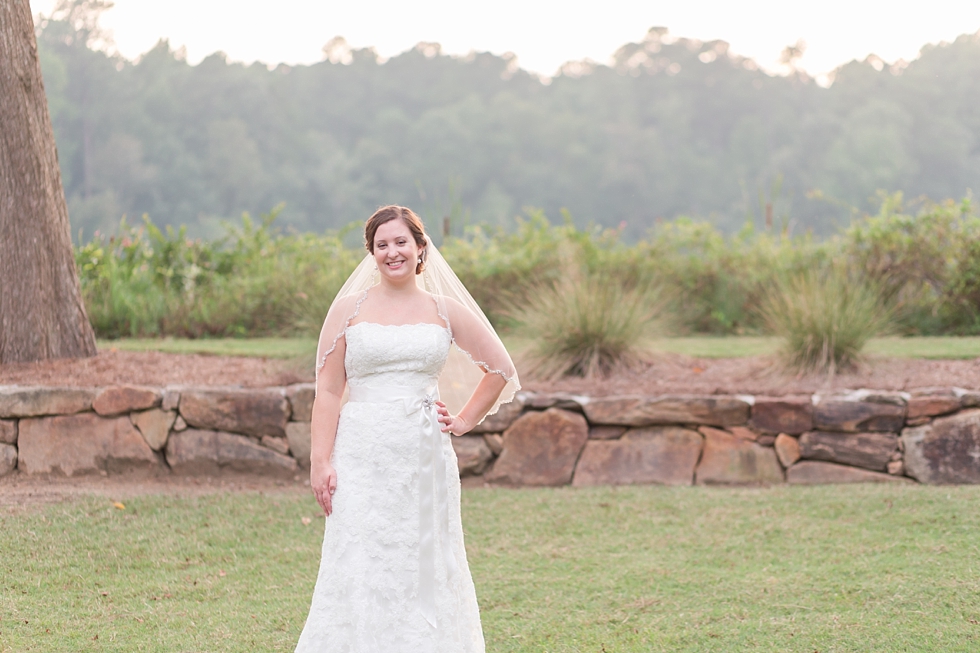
[37,1,980,240]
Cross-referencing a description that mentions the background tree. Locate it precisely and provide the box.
[33,7,980,239]
[0,0,97,362]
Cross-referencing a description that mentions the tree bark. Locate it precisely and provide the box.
[0,0,97,363]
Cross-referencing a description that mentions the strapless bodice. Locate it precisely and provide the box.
[344,321,451,391]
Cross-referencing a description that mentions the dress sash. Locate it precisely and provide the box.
[346,384,458,628]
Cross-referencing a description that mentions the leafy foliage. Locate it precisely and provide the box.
[443,210,636,327]
[77,196,980,345]
[844,195,980,334]
[77,207,362,338]
[636,219,826,333]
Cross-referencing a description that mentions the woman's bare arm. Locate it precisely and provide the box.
[310,335,347,515]
[435,298,514,435]
[437,371,507,435]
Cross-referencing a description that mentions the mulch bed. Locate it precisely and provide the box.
[524,353,980,396]
[3,350,980,395]
[0,350,309,389]
[0,472,306,511]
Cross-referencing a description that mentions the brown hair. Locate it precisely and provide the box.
[364,205,427,275]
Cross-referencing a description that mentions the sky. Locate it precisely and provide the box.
[29,0,980,80]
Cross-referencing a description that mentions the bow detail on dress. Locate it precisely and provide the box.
[347,384,458,628]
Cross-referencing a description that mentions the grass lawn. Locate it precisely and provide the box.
[647,336,980,359]
[2,484,979,652]
[100,335,980,361]
[98,337,315,360]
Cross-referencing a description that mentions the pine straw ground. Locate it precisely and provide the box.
[2,347,980,394]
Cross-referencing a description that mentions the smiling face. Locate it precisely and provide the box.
[372,218,424,283]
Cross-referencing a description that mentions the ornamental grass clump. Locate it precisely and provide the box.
[507,264,668,380]
[762,266,893,375]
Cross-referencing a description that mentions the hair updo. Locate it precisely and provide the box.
[364,205,427,275]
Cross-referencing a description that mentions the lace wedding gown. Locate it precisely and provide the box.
[295,321,485,653]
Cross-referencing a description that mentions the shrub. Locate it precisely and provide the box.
[761,266,893,375]
[844,194,980,334]
[505,254,670,380]
[636,218,828,334]
[77,194,980,342]
[77,208,363,339]
[441,209,634,328]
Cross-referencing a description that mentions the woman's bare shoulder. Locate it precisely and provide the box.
[428,293,468,312]
[428,294,485,326]
[325,287,371,318]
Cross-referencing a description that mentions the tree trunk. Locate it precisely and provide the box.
[0,0,97,363]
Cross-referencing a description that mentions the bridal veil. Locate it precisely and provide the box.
[315,235,520,421]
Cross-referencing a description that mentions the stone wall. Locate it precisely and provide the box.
[2,384,980,486]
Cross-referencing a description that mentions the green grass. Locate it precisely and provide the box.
[646,336,779,358]
[98,337,316,359]
[101,335,980,361]
[864,336,980,359]
[650,336,980,359]
[2,484,980,651]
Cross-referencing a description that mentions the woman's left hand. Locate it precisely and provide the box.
[435,400,471,436]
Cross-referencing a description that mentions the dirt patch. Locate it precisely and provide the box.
[3,350,980,395]
[522,353,980,396]
[0,350,310,388]
[0,471,311,512]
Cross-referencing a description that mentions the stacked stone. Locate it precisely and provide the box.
[0,384,317,478]
[457,390,980,487]
[2,384,980,486]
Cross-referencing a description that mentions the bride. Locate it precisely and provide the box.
[295,205,520,652]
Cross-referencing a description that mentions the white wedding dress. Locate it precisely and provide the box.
[295,321,486,653]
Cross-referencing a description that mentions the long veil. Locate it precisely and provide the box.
[315,236,520,421]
